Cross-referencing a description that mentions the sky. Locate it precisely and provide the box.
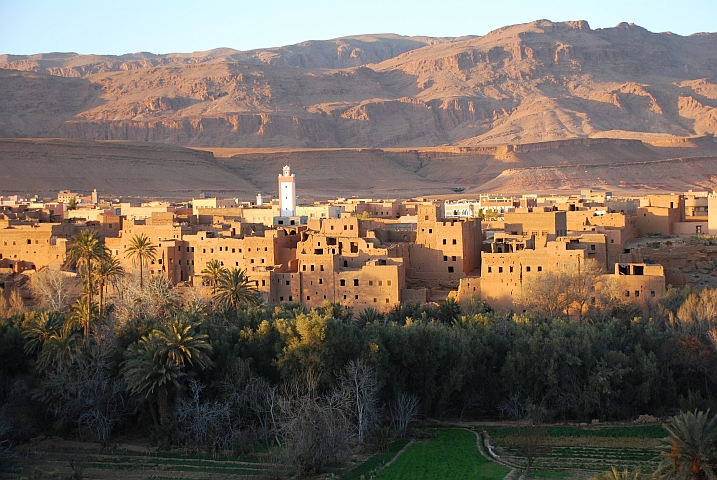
[1,0,716,56]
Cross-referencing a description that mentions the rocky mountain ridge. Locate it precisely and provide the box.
[1,20,716,148]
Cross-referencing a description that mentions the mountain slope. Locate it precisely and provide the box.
[1,21,716,147]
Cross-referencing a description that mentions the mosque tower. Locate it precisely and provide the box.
[278,165,295,217]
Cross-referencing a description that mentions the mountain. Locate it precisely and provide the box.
[1,20,716,148]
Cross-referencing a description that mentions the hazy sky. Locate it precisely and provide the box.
[1,0,715,55]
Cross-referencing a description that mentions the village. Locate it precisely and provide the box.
[1,165,716,314]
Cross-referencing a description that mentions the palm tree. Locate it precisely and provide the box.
[655,410,717,479]
[153,317,213,371]
[36,328,83,371]
[66,230,108,342]
[121,339,184,426]
[93,256,125,317]
[21,310,63,355]
[214,268,260,312]
[121,318,212,425]
[124,233,157,289]
[591,467,641,480]
[200,259,225,295]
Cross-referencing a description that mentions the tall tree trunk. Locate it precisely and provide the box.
[139,259,144,289]
[85,259,91,343]
[157,385,169,426]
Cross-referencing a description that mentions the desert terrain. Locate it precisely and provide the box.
[2,19,717,196]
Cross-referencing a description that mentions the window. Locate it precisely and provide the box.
[343,295,347,300]
[340,279,346,286]
[635,291,640,297]
[280,296,284,301]
[286,280,290,285]
[26,239,31,245]
[320,265,324,271]
[378,280,383,286]
[311,265,315,271]
[509,266,514,273]
[261,280,266,286]
[651,290,656,297]
[526,266,531,272]
[289,296,292,301]
[250,259,254,263]
[319,278,323,284]
[448,266,454,273]
[302,265,306,271]
[452,239,457,245]
[387,280,392,286]
[344,225,348,230]
[498,267,503,273]
[354,279,359,286]
[452,256,456,261]
[443,239,447,245]
[488,266,492,273]
[355,295,359,299]
[307,296,311,301]
[429,228,433,234]
[590,244,596,251]
[443,256,448,262]
[368,280,373,286]
[374,298,377,303]
[386,298,390,303]
[236,262,239,266]
[232,248,235,253]
[625,291,630,297]
[537,266,542,272]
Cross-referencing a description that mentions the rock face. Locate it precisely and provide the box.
[1,21,717,147]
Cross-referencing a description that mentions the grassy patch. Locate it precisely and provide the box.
[529,471,572,478]
[342,439,410,480]
[487,425,665,439]
[376,428,509,480]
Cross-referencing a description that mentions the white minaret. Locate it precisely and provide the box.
[256,193,263,206]
[278,165,295,217]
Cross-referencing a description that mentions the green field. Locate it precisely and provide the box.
[375,428,510,480]
[485,425,664,474]
[341,439,410,480]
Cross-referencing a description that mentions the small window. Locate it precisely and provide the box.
[373,298,377,303]
[280,296,284,301]
[307,296,311,301]
[498,267,503,273]
[303,265,306,271]
[443,256,448,261]
[448,266,454,273]
[509,266,514,273]
[368,280,373,286]
[537,266,542,272]
[319,278,323,284]
[354,279,359,286]
[320,265,325,271]
[288,296,293,301]
[428,228,433,234]
[488,266,492,273]
[635,291,640,297]
[340,279,346,286]
[378,280,383,286]
[590,244,596,251]
[387,280,392,286]
[232,248,235,253]
[452,256,456,261]
[311,265,315,271]
[261,280,266,286]
[452,239,457,245]
[526,266,531,272]
[286,280,290,285]
[651,290,656,297]
[443,239,447,245]
[355,295,359,299]
[625,291,630,297]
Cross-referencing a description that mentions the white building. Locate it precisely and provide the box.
[278,165,296,217]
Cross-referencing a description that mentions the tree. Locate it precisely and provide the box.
[66,230,108,342]
[214,268,261,313]
[655,410,717,479]
[390,393,420,437]
[21,310,63,355]
[200,259,225,295]
[591,467,642,480]
[31,267,71,312]
[93,256,124,317]
[121,317,213,425]
[124,233,156,289]
[340,359,379,444]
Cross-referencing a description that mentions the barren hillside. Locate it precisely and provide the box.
[2,137,717,198]
[1,21,716,147]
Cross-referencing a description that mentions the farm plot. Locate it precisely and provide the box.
[13,449,291,480]
[375,428,510,480]
[485,425,664,474]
